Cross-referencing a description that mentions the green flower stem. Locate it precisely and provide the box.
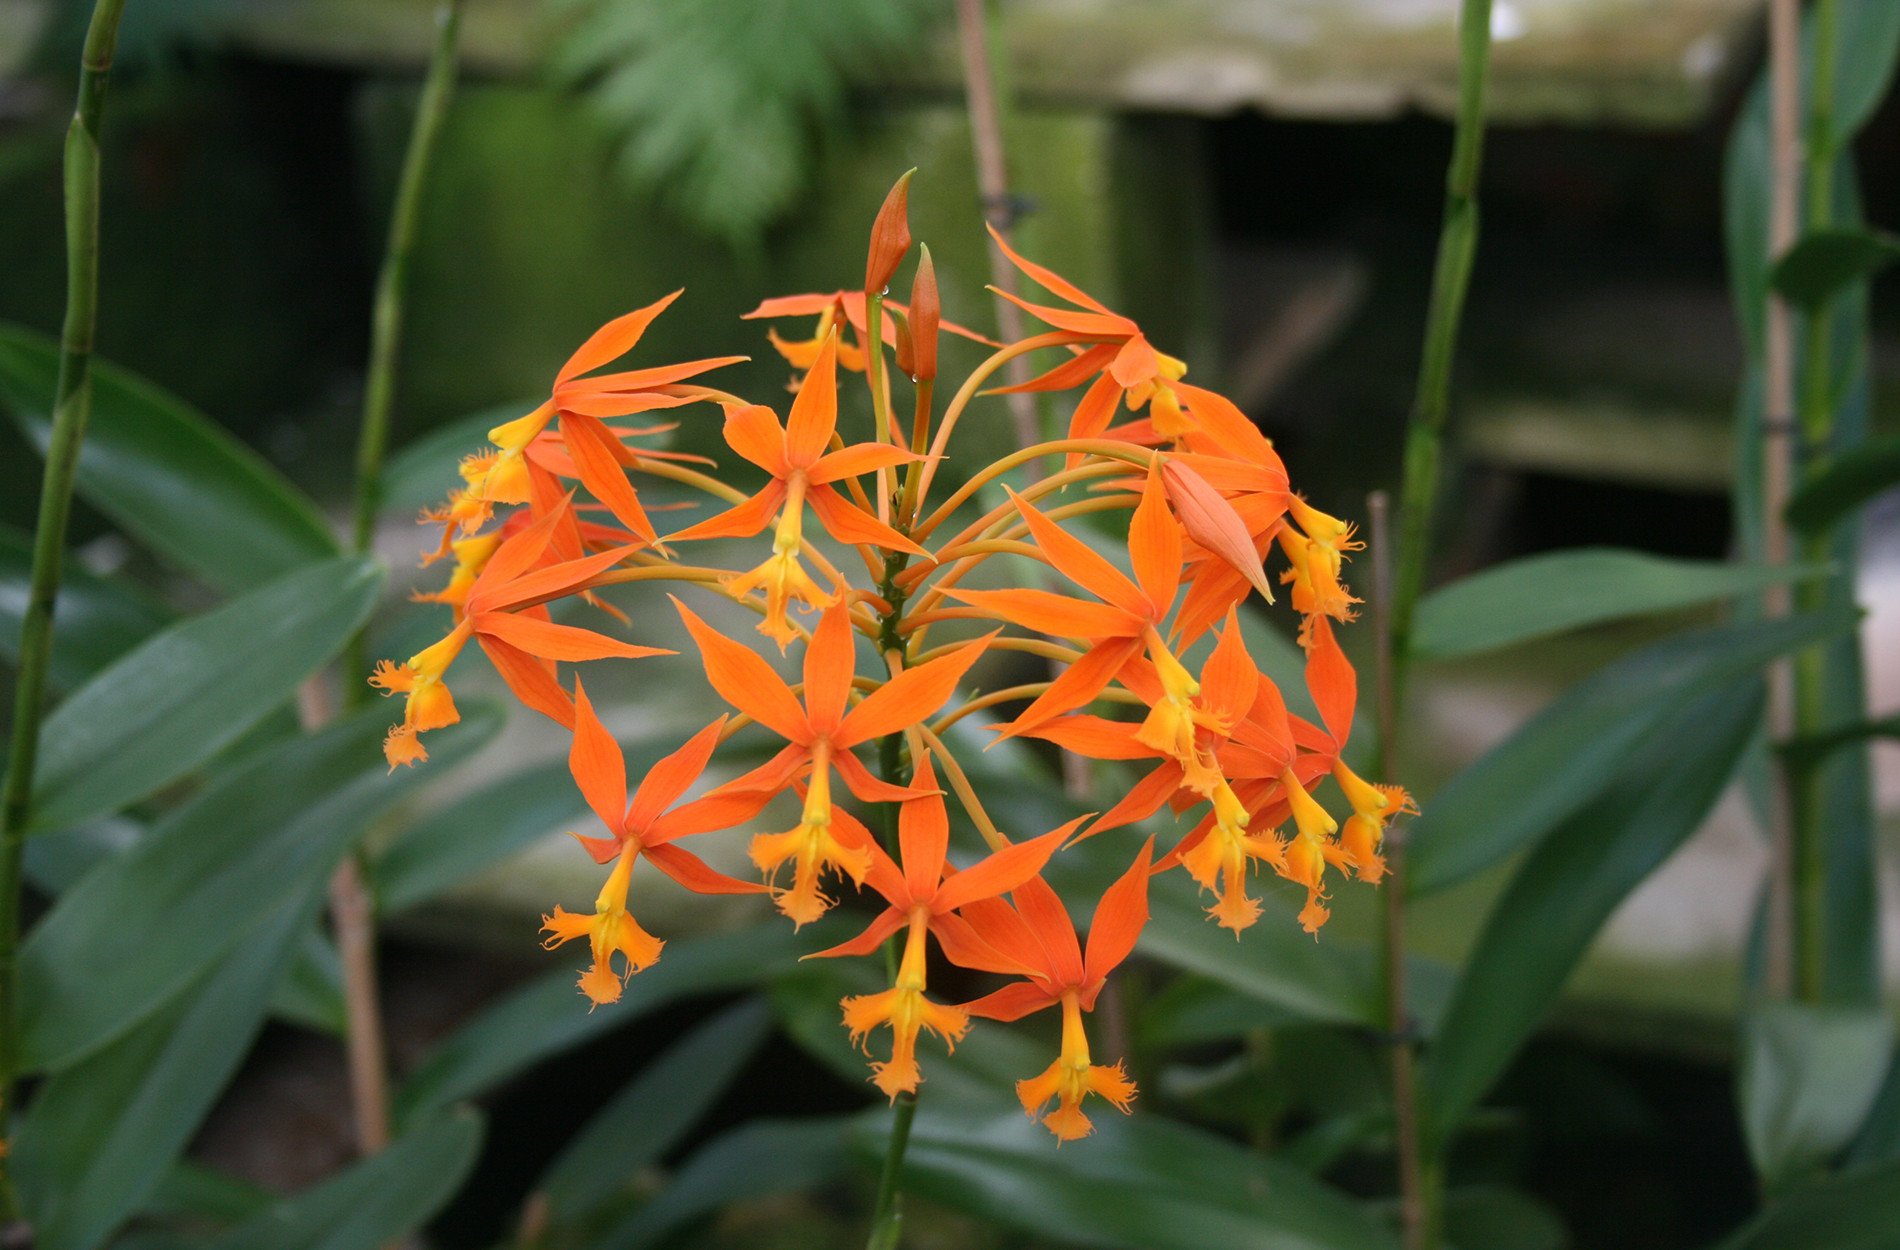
[865,1092,919,1250]
[344,0,465,692]
[0,0,129,1218]
[1389,0,1494,696]
[1382,3,1492,1246]
[1789,0,1841,1004]
[329,0,463,1160]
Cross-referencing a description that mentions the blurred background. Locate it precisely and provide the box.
[1,1,1895,1245]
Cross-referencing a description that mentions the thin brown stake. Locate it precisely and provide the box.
[1761,0,1801,1002]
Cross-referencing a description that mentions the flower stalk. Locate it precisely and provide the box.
[1381,1,1493,1244]
[331,0,464,1158]
[1389,0,1494,694]
[0,0,128,1217]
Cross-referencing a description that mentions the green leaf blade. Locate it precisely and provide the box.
[1412,548,1826,661]
[0,326,339,593]
[21,555,384,835]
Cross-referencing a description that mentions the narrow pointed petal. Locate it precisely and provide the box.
[470,543,641,615]
[933,822,1078,915]
[959,980,1058,1023]
[946,587,1138,641]
[802,602,857,736]
[899,753,950,897]
[806,442,920,486]
[985,223,1116,315]
[805,907,908,961]
[1127,465,1182,618]
[556,290,682,385]
[991,343,1119,395]
[649,785,776,844]
[666,481,786,544]
[838,634,993,747]
[626,716,727,832]
[671,597,812,743]
[806,485,928,556]
[1084,838,1155,983]
[569,681,629,834]
[479,637,574,728]
[1303,614,1355,747]
[720,403,792,477]
[784,333,839,467]
[991,287,1135,338]
[475,612,671,662]
[1010,875,1083,986]
[993,636,1142,739]
[562,412,659,543]
[645,842,770,895]
[1009,489,1146,617]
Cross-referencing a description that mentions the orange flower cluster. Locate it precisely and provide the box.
[376,174,1410,1142]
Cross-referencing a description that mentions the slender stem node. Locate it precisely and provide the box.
[0,0,129,1218]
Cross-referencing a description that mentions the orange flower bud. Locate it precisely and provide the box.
[864,169,915,294]
[908,244,940,381]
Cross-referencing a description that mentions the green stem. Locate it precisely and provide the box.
[1382,3,1492,1244]
[329,0,463,1161]
[0,0,128,1216]
[1389,0,1494,701]
[865,1094,920,1250]
[344,0,464,697]
[1789,0,1840,1005]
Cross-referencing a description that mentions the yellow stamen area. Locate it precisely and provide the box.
[461,406,553,513]
[727,475,835,652]
[1287,496,1364,577]
[1277,529,1359,631]
[1180,780,1283,933]
[748,747,870,927]
[369,621,472,769]
[1016,992,1136,1143]
[840,910,969,1099]
[1136,629,1223,795]
[540,842,664,1006]
[1328,762,1413,885]
[768,312,866,377]
[415,531,503,617]
[1148,383,1195,440]
[1275,770,1338,934]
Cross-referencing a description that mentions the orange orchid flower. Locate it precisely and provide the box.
[673,598,993,925]
[744,292,995,382]
[956,839,1155,1142]
[950,464,1204,738]
[980,226,1188,445]
[372,499,667,768]
[804,752,1079,1097]
[541,682,772,1005]
[667,333,923,649]
[448,291,742,543]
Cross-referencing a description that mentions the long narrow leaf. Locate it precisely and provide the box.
[21,555,384,835]
[1408,609,1849,897]
[1422,682,1762,1143]
[0,325,339,592]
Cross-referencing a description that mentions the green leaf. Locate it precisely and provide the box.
[1411,549,1825,660]
[1443,1186,1567,1250]
[13,889,320,1250]
[1714,1161,1900,1250]
[203,1109,483,1250]
[0,325,338,592]
[589,1117,855,1250]
[1422,682,1761,1145]
[21,555,384,835]
[396,922,805,1124]
[19,703,500,1072]
[375,760,590,916]
[1408,610,1850,898]
[1741,1000,1893,1189]
[1786,435,1900,536]
[0,526,170,690]
[268,925,346,1035]
[1771,228,1900,309]
[380,404,522,522]
[143,1163,275,1228]
[534,999,772,1232]
[884,1107,1398,1250]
